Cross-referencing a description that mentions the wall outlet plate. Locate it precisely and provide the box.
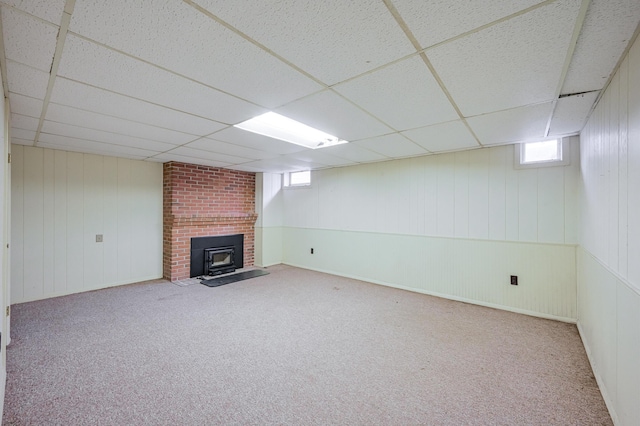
[96,234,103,243]
[510,275,518,285]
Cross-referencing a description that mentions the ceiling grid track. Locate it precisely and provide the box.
[33,0,76,147]
[383,0,484,148]
[543,0,591,138]
[0,7,10,99]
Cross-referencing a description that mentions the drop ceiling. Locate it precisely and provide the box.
[2,0,639,173]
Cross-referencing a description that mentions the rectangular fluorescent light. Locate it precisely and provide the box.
[234,112,348,149]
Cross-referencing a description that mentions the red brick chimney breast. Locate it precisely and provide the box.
[163,162,257,281]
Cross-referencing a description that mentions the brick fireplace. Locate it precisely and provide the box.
[163,162,257,281]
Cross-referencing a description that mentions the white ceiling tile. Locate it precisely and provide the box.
[427,0,581,116]
[150,153,232,168]
[284,150,357,167]
[38,133,160,157]
[317,143,389,163]
[549,91,600,135]
[193,0,415,85]
[166,147,252,165]
[6,60,49,99]
[1,6,58,72]
[11,128,36,141]
[402,120,480,152]
[69,0,322,109]
[185,138,278,161]
[2,0,66,25]
[45,103,196,145]
[393,0,545,48]
[57,35,266,124]
[8,93,43,118]
[562,0,640,94]
[352,133,428,158]
[210,127,308,155]
[334,56,458,131]
[50,78,227,136]
[467,102,554,145]
[276,90,392,141]
[11,113,39,131]
[40,121,177,152]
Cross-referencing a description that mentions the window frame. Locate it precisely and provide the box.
[283,170,311,188]
[514,138,570,169]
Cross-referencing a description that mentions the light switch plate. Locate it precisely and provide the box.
[96,234,103,243]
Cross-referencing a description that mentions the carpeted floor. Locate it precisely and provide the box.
[3,265,611,425]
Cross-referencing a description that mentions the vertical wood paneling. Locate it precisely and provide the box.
[116,158,132,281]
[130,161,162,278]
[10,145,24,302]
[66,152,84,293]
[608,72,620,267]
[282,227,576,320]
[564,137,579,244]
[577,35,640,426]
[537,166,564,243]
[505,145,520,241]
[53,150,67,294]
[454,151,469,238]
[22,147,44,301]
[627,37,640,287]
[84,155,104,290]
[518,169,538,242]
[488,146,506,240]
[408,157,425,235]
[422,155,438,236]
[42,149,54,296]
[103,156,118,285]
[468,149,489,239]
[436,154,455,236]
[11,147,162,303]
[618,57,629,278]
[616,284,640,424]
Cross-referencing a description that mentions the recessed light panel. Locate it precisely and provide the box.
[234,112,348,149]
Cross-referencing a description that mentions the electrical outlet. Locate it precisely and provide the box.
[310,248,314,254]
[96,234,103,243]
[510,275,518,286]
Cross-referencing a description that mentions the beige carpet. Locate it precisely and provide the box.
[3,265,611,425]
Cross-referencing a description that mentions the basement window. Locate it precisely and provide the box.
[284,170,311,187]
[515,139,570,169]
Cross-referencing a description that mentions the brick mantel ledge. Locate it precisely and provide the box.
[170,213,258,227]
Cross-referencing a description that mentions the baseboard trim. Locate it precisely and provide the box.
[14,274,164,304]
[282,262,577,324]
[577,322,618,425]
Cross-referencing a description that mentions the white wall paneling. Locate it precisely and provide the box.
[282,143,579,245]
[254,172,283,267]
[283,227,576,321]
[10,145,163,303]
[0,89,10,418]
[577,34,640,426]
[278,143,579,320]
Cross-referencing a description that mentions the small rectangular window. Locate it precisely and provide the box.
[522,139,561,163]
[284,170,311,187]
[516,139,570,169]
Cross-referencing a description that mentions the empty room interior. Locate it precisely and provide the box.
[0,0,638,424]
